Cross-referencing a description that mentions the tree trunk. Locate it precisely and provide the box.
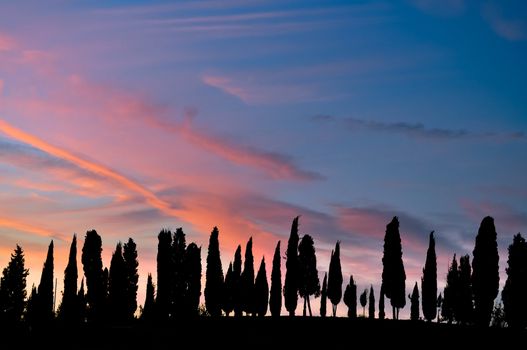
[332,304,337,317]
[303,298,307,317]
[307,297,312,317]
[289,310,295,316]
[396,308,400,320]
[392,306,396,320]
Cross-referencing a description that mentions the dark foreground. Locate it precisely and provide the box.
[3,317,526,349]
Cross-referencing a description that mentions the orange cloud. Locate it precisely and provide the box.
[0,119,180,218]
[0,217,57,238]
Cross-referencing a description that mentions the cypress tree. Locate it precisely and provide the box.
[0,245,29,323]
[109,242,127,323]
[269,241,282,317]
[379,285,385,320]
[37,240,54,323]
[81,230,105,323]
[343,275,357,319]
[185,243,201,317]
[141,273,155,322]
[457,254,473,324]
[421,231,437,322]
[284,216,300,316]
[327,241,343,316]
[123,238,139,321]
[360,289,367,316]
[232,245,243,317]
[156,229,172,320]
[241,237,255,315]
[78,279,86,323]
[381,217,406,319]
[172,228,186,318]
[205,227,224,317]
[61,234,78,323]
[223,262,234,316]
[472,216,499,327]
[410,282,419,321]
[502,233,527,328]
[368,285,375,319]
[298,234,320,317]
[254,257,269,317]
[26,285,38,325]
[320,273,327,318]
[442,254,458,324]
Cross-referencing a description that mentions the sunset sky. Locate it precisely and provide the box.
[0,0,526,316]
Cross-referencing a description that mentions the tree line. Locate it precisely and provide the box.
[0,215,526,329]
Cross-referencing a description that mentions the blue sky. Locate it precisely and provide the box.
[0,0,525,316]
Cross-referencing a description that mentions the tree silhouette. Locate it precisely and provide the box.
[241,237,255,316]
[61,234,79,323]
[185,242,201,317]
[172,228,186,318]
[81,230,105,323]
[457,254,473,324]
[254,257,269,317]
[320,273,327,318]
[109,242,127,323]
[36,240,54,323]
[78,278,86,323]
[298,234,320,317]
[269,241,282,318]
[156,229,172,321]
[379,285,385,320]
[327,241,343,316]
[284,216,300,316]
[421,231,437,322]
[368,285,375,319]
[26,285,37,325]
[442,254,458,324]
[360,289,367,317]
[223,262,234,316]
[232,245,243,317]
[436,293,442,323]
[0,245,29,323]
[410,282,419,321]
[141,273,155,322]
[502,233,527,328]
[472,216,499,327]
[123,238,139,321]
[343,275,357,319]
[205,227,224,317]
[381,217,406,320]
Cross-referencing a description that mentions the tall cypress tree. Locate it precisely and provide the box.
[421,231,437,322]
[0,245,29,323]
[327,241,343,316]
[343,275,356,319]
[457,254,473,324]
[141,273,155,322]
[205,227,224,317]
[320,273,327,318]
[378,285,385,320]
[61,234,78,323]
[360,289,367,316]
[368,285,375,319]
[254,257,269,317]
[185,243,201,317]
[241,237,255,315]
[37,240,54,323]
[232,245,243,317]
[284,216,300,316]
[472,216,499,327]
[81,230,105,323]
[123,238,139,321]
[78,279,86,323]
[26,285,38,325]
[223,262,234,316]
[156,229,172,321]
[410,282,420,321]
[442,254,458,324]
[381,217,406,319]
[172,228,186,318]
[298,234,320,317]
[269,241,282,318]
[502,233,527,328]
[109,242,127,323]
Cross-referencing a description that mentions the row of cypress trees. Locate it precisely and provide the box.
[0,215,525,328]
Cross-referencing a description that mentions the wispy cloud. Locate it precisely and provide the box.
[482,2,527,41]
[313,115,526,141]
[409,0,466,17]
[0,32,16,51]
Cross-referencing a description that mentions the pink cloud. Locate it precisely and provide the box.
[0,33,16,51]
[0,79,4,95]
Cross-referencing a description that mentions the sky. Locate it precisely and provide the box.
[0,0,526,317]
